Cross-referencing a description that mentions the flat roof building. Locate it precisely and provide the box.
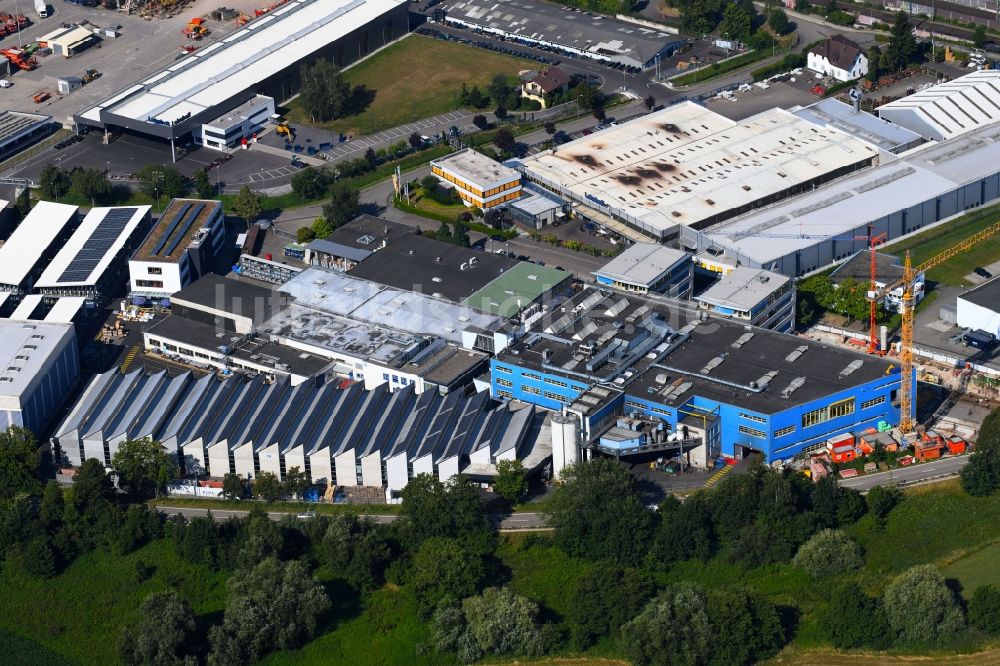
[877,71,1000,141]
[793,98,923,154]
[129,199,226,299]
[0,201,78,302]
[35,206,152,310]
[0,320,79,435]
[593,243,691,297]
[197,95,275,151]
[0,111,57,162]
[957,278,1000,337]
[431,148,522,209]
[305,217,414,271]
[694,267,795,332]
[463,261,573,318]
[77,0,409,146]
[439,0,687,70]
[517,102,877,240]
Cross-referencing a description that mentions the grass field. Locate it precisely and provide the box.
[883,201,1000,286]
[943,541,1000,599]
[287,35,531,136]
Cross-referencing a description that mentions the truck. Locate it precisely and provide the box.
[34,0,47,20]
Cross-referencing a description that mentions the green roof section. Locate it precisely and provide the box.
[463,262,572,317]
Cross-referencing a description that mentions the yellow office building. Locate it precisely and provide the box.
[430,148,522,209]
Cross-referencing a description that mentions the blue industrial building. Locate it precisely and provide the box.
[490,289,910,464]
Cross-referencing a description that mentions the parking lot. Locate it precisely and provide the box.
[0,0,271,126]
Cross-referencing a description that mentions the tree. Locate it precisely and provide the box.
[969,584,1000,634]
[71,168,112,207]
[643,95,656,111]
[121,590,198,666]
[253,472,282,502]
[973,24,988,49]
[574,83,602,111]
[283,466,309,499]
[568,565,654,648]
[112,438,178,499]
[488,75,511,107]
[494,105,508,121]
[39,163,70,199]
[621,583,713,666]
[421,175,440,192]
[321,181,360,231]
[867,484,901,526]
[72,458,115,514]
[298,60,355,123]
[221,473,245,501]
[0,426,41,498]
[463,587,545,659]
[296,226,317,244]
[819,581,891,649]
[885,12,918,72]
[961,447,1000,496]
[793,529,863,578]
[883,564,965,645]
[291,166,329,200]
[435,221,453,243]
[451,220,470,248]
[767,8,789,35]
[14,185,30,219]
[208,557,330,665]
[547,459,653,566]
[233,186,261,224]
[649,494,715,566]
[493,459,527,503]
[408,132,424,149]
[39,481,65,529]
[493,128,516,154]
[397,474,492,553]
[544,121,556,135]
[866,45,883,82]
[409,536,485,612]
[364,146,378,167]
[473,114,490,131]
[721,3,752,43]
[707,586,785,666]
[138,165,187,200]
[977,408,1000,451]
[194,169,214,199]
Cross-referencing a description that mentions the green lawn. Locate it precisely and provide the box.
[287,35,532,136]
[943,541,1000,599]
[883,202,1000,286]
[0,629,75,666]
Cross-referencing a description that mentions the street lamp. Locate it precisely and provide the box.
[154,186,159,211]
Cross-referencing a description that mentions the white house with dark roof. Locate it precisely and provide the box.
[807,35,867,82]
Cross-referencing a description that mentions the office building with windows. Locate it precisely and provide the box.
[430,148,522,209]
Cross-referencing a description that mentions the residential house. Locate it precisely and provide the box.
[807,35,868,82]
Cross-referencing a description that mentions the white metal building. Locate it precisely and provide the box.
[34,206,152,309]
[877,71,1000,141]
[128,199,225,299]
[0,201,78,303]
[0,320,79,434]
[38,25,98,57]
[593,243,692,297]
[957,278,1000,337]
[198,95,275,151]
[516,102,877,240]
[694,267,796,332]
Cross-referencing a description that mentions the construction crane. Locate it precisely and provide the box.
[871,220,1000,433]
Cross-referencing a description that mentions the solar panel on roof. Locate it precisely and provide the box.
[58,208,139,284]
[162,203,205,257]
[151,203,192,256]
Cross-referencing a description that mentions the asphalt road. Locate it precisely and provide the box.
[157,505,550,530]
[838,455,970,491]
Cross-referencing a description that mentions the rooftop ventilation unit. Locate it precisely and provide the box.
[781,377,806,398]
[731,332,755,349]
[839,359,864,378]
[785,345,808,363]
[751,370,778,391]
[701,355,725,374]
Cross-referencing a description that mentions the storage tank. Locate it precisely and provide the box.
[551,414,579,478]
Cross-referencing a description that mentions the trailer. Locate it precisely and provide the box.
[34,0,47,20]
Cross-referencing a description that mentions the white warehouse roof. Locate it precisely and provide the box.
[877,70,1000,141]
[83,0,405,126]
[518,102,876,237]
[35,206,150,288]
[0,320,75,400]
[594,242,688,286]
[0,201,77,288]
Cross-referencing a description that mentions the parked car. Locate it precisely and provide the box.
[0,79,12,88]
[974,266,993,279]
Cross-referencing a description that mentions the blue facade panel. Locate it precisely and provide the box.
[490,359,586,411]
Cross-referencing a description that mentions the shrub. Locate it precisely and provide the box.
[883,564,965,645]
[792,529,863,578]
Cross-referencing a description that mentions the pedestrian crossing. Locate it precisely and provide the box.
[704,463,734,488]
[120,345,140,374]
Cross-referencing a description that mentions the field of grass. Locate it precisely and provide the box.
[883,202,1000,286]
[287,35,531,136]
[0,629,74,666]
[943,541,1000,599]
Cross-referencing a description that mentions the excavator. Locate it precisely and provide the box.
[275,121,295,143]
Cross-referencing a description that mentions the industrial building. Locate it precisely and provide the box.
[0,320,79,435]
[34,206,151,310]
[507,190,565,229]
[52,369,545,499]
[490,287,908,463]
[76,0,409,151]
[877,71,1000,141]
[682,108,1000,276]
[438,0,687,70]
[430,149,522,209]
[128,198,226,299]
[957,278,1000,337]
[196,95,275,151]
[462,261,573,319]
[792,98,923,154]
[515,102,877,241]
[304,216,411,272]
[693,267,795,332]
[0,201,78,305]
[0,111,57,162]
[593,243,692,297]
[38,25,99,57]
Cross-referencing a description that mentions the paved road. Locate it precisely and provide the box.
[157,505,550,530]
[838,455,970,492]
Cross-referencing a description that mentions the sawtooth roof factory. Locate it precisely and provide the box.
[438,0,687,70]
[76,0,408,149]
[515,102,877,241]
